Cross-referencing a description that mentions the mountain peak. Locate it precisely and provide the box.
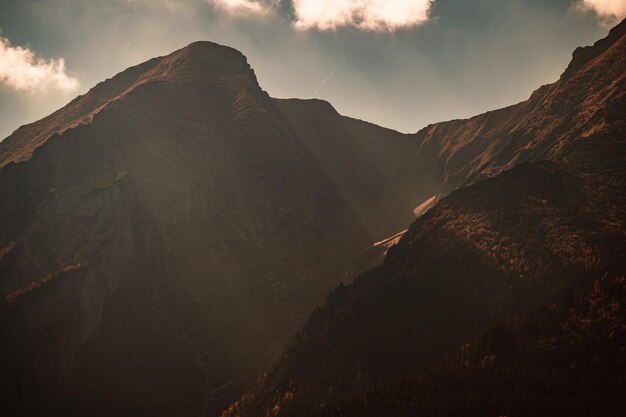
[561,17,626,80]
[143,40,254,81]
[0,40,260,168]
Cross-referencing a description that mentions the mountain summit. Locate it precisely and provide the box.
[0,41,421,416]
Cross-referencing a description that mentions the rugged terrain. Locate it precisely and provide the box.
[223,19,626,417]
[0,42,423,416]
[1,16,624,417]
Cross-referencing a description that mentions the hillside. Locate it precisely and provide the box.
[223,19,626,417]
[402,17,626,199]
[0,42,421,416]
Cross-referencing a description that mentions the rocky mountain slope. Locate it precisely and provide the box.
[223,19,626,417]
[0,42,423,416]
[403,16,626,198]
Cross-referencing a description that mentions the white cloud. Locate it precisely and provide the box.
[208,0,434,30]
[578,0,626,21]
[0,37,79,94]
[211,0,276,15]
[291,0,434,31]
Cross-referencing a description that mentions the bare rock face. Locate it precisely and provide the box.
[223,20,626,417]
[0,42,420,416]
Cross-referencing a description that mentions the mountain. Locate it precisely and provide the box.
[223,20,626,417]
[0,42,423,416]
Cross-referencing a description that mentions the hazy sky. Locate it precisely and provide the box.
[0,0,623,139]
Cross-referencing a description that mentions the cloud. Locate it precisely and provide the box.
[0,37,79,93]
[578,0,626,21]
[211,0,276,15]
[208,0,434,30]
[291,0,434,31]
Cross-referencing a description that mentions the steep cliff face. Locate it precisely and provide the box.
[223,20,626,417]
[0,42,420,416]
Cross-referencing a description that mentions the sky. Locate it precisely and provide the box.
[0,0,624,140]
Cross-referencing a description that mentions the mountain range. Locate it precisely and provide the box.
[224,19,626,417]
[1,18,625,417]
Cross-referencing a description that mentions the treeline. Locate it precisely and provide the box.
[267,276,626,417]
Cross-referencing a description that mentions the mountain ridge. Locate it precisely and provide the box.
[222,18,626,417]
[401,18,626,203]
[0,37,423,417]
[0,19,624,417]
[0,41,265,168]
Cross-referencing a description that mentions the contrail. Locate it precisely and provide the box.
[313,55,347,96]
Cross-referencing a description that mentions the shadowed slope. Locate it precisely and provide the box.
[0,42,420,417]
[223,20,626,417]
